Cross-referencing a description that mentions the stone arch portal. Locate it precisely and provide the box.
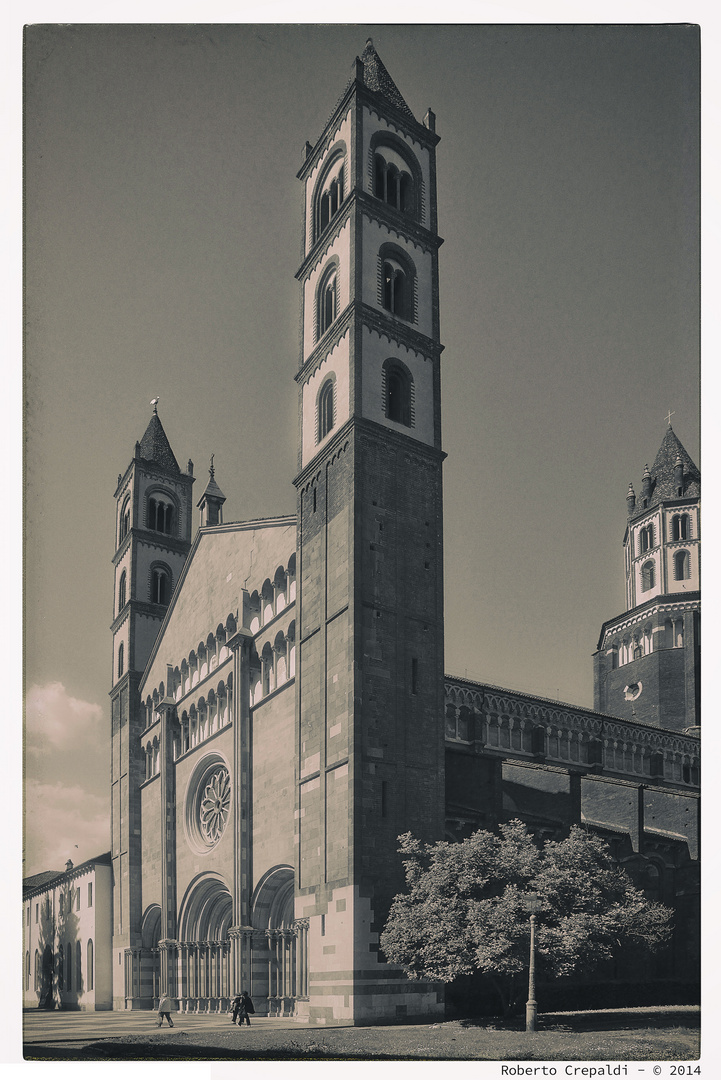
[249,865,306,1016]
[173,875,233,1013]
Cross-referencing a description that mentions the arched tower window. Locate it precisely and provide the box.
[672,514,690,541]
[641,560,655,592]
[118,570,127,612]
[374,153,413,213]
[87,939,94,991]
[150,565,172,606]
[316,262,339,339]
[383,358,413,426]
[674,550,690,580]
[639,524,655,553]
[314,151,346,241]
[378,245,416,323]
[383,259,409,319]
[317,378,335,443]
[370,134,422,221]
[117,643,124,678]
[147,495,176,536]
[119,497,131,544]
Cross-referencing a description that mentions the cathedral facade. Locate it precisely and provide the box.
[106,42,699,1024]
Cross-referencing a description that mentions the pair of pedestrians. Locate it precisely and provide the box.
[231,991,254,1026]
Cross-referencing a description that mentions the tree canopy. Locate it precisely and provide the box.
[380,821,672,1016]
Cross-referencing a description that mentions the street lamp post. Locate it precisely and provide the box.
[525,891,539,1032]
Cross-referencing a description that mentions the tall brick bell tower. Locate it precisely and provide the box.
[293,41,446,1023]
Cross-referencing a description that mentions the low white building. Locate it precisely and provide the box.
[23,853,113,1011]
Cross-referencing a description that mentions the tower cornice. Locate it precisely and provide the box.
[294,190,442,284]
[294,301,443,385]
[596,591,700,650]
[292,413,446,490]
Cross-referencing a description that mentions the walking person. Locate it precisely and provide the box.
[157,992,175,1027]
[230,992,242,1024]
[238,990,254,1027]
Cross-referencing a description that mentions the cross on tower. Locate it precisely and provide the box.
[665,409,675,427]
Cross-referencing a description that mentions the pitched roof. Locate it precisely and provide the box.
[138,411,180,474]
[359,39,415,120]
[629,425,700,519]
[23,869,61,893]
[322,39,415,136]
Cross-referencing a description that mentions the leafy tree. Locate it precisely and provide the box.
[380,821,672,1018]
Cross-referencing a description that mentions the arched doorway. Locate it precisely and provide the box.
[139,904,161,1007]
[251,865,305,1016]
[177,874,233,1013]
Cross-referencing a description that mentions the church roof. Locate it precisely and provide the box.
[138,410,181,474]
[358,39,415,120]
[323,39,415,134]
[631,424,700,517]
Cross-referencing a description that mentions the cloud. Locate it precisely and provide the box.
[24,780,110,877]
[25,682,103,757]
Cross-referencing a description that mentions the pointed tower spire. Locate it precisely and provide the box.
[138,404,181,474]
[626,482,636,516]
[197,454,226,527]
[358,38,415,119]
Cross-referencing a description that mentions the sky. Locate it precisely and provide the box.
[22,22,700,878]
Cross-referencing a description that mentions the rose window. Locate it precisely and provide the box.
[199,767,231,845]
[185,754,232,853]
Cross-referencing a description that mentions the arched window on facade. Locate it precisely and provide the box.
[317,378,335,443]
[87,939,94,991]
[117,643,124,679]
[76,940,82,991]
[58,944,64,991]
[383,358,413,426]
[641,560,655,592]
[119,497,131,544]
[374,150,414,214]
[382,258,413,320]
[672,513,690,541]
[639,524,654,553]
[118,570,127,612]
[66,943,72,991]
[150,566,171,606]
[674,550,690,580]
[314,153,345,240]
[317,264,338,339]
[147,495,175,535]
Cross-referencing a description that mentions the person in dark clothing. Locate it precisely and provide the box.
[238,990,254,1026]
[230,992,242,1023]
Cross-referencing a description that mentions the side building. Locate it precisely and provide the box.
[23,854,113,1011]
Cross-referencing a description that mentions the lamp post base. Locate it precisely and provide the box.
[525,1001,537,1032]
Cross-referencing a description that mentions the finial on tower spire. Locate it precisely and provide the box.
[150,397,160,415]
[665,408,675,427]
[209,454,215,479]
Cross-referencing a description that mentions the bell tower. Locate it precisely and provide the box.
[110,402,194,1006]
[593,422,700,732]
[293,41,446,1023]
